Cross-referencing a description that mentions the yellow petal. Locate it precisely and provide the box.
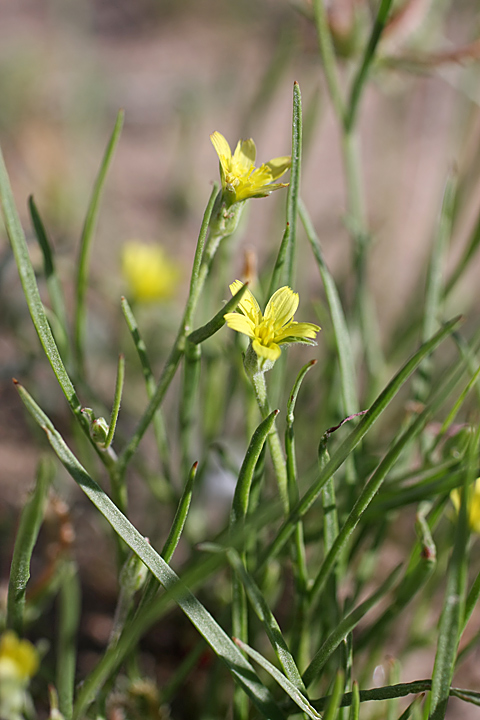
[210,131,232,168]
[265,286,298,326]
[265,156,291,181]
[252,339,281,361]
[276,321,321,342]
[229,280,261,324]
[224,312,255,338]
[232,138,256,173]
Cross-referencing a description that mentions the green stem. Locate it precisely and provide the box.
[57,561,81,720]
[251,373,289,513]
[312,0,346,124]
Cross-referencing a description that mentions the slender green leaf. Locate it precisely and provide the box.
[233,637,321,720]
[187,282,249,345]
[303,565,402,688]
[162,462,198,563]
[104,353,125,449]
[227,548,305,693]
[74,110,124,373]
[428,430,476,719]
[121,296,171,485]
[15,382,283,720]
[0,145,81,413]
[117,183,219,474]
[309,338,468,605]
[7,456,53,634]
[269,80,302,294]
[28,195,70,360]
[299,199,358,416]
[345,0,394,131]
[259,315,462,571]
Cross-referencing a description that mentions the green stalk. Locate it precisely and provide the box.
[57,561,81,720]
[117,183,219,475]
[251,372,289,513]
[121,296,172,485]
[7,457,53,634]
[230,409,280,720]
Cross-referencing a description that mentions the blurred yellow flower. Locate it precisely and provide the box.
[210,131,291,205]
[224,281,320,362]
[451,478,480,533]
[122,242,180,302]
[0,631,38,683]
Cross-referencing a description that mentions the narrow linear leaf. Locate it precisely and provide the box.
[259,315,462,570]
[104,353,125,449]
[324,672,345,720]
[346,0,394,131]
[161,462,198,563]
[74,110,124,372]
[121,296,171,483]
[187,282,249,345]
[7,456,53,634]
[15,382,283,720]
[309,340,468,605]
[0,146,80,412]
[428,430,476,719]
[28,195,70,358]
[227,548,305,693]
[269,80,302,295]
[299,199,358,416]
[118,183,219,473]
[233,637,321,720]
[303,565,402,688]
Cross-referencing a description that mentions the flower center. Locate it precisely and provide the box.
[255,317,276,347]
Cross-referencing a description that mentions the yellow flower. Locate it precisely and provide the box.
[122,241,180,302]
[0,631,38,684]
[210,131,291,205]
[451,478,480,533]
[224,281,320,363]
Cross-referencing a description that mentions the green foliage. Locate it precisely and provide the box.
[2,4,480,720]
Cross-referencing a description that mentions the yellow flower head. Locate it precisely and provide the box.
[451,478,480,533]
[210,131,291,206]
[0,631,38,684]
[224,281,320,365]
[122,241,180,303]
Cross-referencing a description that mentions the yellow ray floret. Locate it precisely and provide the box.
[224,281,320,362]
[210,131,291,205]
[122,241,180,302]
[451,477,480,533]
[0,631,39,683]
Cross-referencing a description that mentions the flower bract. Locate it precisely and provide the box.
[224,281,320,364]
[451,477,480,533]
[122,241,180,302]
[210,131,291,205]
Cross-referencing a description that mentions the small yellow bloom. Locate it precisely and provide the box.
[122,241,180,302]
[224,281,320,362]
[451,478,480,533]
[0,631,38,683]
[210,131,291,205]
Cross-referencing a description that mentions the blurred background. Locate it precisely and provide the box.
[1,1,480,713]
